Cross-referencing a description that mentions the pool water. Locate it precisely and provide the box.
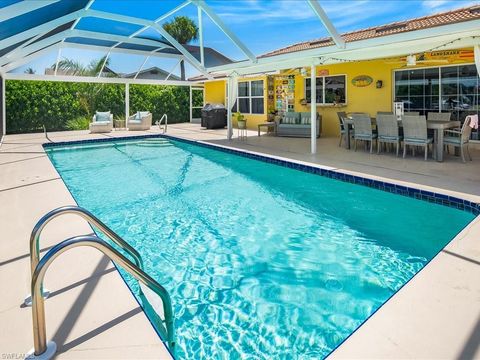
[46,138,474,359]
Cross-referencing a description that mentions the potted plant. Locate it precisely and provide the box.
[267,107,277,122]
[235,111,246,129]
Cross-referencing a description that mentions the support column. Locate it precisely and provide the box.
[198,6,204,66]
[310,63,317,154]
[227,77,232,140]
[125,83,129,127]
[189,85,193,123]
[1,74,5,138]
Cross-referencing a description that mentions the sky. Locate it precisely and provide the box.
[14,0,480,77]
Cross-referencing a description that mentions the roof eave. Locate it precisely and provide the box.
[205,18,480,75]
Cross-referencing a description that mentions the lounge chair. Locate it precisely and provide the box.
[89,111,113,133]
[128,111,152,131]
[402,115,433,160]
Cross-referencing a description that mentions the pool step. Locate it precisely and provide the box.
[136,138,172,147]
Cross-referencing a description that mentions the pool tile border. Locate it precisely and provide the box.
[43,134,480,216]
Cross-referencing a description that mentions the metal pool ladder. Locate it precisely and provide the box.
[157,113,168,133]
[25,206,175,359]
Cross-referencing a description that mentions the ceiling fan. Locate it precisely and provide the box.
[385,53,448,67]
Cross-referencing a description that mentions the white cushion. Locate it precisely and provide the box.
[95,111,111,122]
[136,111,150,119]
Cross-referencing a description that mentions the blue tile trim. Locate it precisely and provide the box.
[42,134,480,216]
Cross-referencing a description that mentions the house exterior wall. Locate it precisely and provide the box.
[203,47,476,136]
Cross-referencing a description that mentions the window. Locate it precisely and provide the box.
[236,80,264,114]
[305,75,346,104]
[394,64,479,140]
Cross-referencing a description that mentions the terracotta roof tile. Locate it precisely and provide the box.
[260,5,480,58]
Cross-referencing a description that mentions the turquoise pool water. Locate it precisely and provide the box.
[46,138,474,359]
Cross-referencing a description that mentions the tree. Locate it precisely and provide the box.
[24,67,36,74]
[51,55,113,77]
[48,55,117,116]
[162,16,198,81]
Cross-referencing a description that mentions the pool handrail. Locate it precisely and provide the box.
[26,205,144,306]
[29,235,175,359]
[158,113,167,133]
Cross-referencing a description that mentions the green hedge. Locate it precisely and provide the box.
[6,80,190,134]
[129,84,189,123]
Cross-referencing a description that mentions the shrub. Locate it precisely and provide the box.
[6,80,190,134]
[66,116,90,130]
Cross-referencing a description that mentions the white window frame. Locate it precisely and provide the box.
[304,74,347,105]
[232,80,265,114]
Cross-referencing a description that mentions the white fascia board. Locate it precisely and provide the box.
[0,1,60,22]
[207,19,480,74]
[70,29,173,49]
[0,9,85,50]
[3,72,196,86]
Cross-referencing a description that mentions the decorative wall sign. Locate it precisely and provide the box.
[317,69,329,76]
[351,75,373,87]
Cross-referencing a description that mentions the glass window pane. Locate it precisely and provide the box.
[409,96,424,109]
[251,98,264,114]
[442,95,459,111]
[458,65,478,94]
[395,70,409,96]
[409,69,424,96]
[238,82,249,96]
[251,80,263,96]
[238,98,249,113]
[306,78,323,103]
[324,75,345,103]
[441,66,458,95]
[424,68,439,96]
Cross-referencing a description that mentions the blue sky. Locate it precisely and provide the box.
[17,0,480,77]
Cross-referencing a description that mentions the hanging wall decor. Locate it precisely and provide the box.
[351,75,373,87]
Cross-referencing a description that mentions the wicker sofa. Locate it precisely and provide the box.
[277,112,322,138]
[89,111,113,133]
[128,111,152,131]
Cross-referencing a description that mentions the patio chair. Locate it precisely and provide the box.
[128,111,152,131]
[427,112,451,122]
[376,113,402,156]
[402,115,433,160]
[89,111,113,133]
[377,111,393,115]
[404,111,420,116]
[443,115,474,163]
[336,111,347,147]
[352,113,377,153]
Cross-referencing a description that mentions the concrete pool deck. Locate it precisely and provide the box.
[1,124,479,358]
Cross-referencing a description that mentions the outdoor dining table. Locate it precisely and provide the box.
[344,117,461,162]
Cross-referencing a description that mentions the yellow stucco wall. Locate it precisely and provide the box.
[293,60,394,136]
[203,48,475,136]
[204,76,268,128]
[204,80,225,105]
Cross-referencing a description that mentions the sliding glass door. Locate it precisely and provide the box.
[394,64,479,139]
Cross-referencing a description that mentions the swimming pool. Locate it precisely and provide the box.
[45,137,475,359]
